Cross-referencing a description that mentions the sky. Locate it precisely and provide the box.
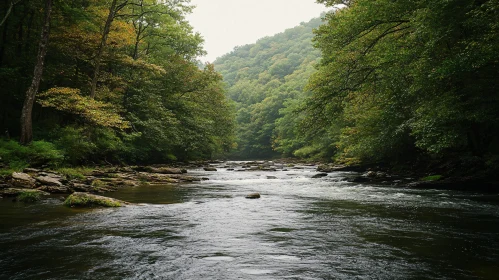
[186,0,329,62]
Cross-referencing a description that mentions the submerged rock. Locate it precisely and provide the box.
[64,192,130,208]
[312,173,328,178]
[245,193,261,199]
[266,176,277,179]
[203,167,217,171]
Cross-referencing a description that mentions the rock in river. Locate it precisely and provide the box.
[203,167,217,171]
[312,173,328,178]
[245,193,261,199]
[64,192,130,208]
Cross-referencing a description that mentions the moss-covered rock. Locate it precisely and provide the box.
[63,192,129,208]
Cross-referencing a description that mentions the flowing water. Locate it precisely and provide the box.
[1,164,499,279]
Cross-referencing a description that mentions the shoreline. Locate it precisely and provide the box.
[1,160,498,205]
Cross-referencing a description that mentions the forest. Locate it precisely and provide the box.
[0,0,235,171]
[216,0,499,177]
[1,0,498,178]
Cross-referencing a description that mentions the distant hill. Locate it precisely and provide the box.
[214,16,324,159]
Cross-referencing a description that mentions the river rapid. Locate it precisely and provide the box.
[1,163,499,279]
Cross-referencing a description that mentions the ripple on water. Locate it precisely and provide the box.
[1,165,499,280]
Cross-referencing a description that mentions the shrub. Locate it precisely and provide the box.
[17,191,41,203]
[0,140,63,169]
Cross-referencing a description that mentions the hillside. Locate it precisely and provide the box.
[214,16,324,159]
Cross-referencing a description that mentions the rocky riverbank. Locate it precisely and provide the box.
[317,163,499,192]
[0,164,215,206]
[2,160,497,206]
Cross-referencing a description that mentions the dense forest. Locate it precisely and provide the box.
[1,0,498,177]
[214,17,323,159]
[217,0,499,176]
[0,0,235,170]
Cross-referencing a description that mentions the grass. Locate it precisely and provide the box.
[0,168,14,177]
[17,191,41,203]
[56,167,93,180]
[64,193,121,208]
[421,175,443,181]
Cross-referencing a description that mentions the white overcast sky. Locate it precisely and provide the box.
[186,0,329,62]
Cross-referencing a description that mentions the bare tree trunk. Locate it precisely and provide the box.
[19,0,51,145]
[89,0,118,99]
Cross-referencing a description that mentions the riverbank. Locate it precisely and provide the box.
[2,159,497,205]
[317,159,499,193]
[0,164,212,203]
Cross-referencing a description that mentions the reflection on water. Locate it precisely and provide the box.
[1,164,499,279]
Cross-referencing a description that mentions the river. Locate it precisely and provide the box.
[1,164,499,279]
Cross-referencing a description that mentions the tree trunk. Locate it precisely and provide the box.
[90,0,118,99]
[0,1,19,27]
[19,0,52,145]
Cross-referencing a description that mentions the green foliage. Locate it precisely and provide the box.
[214,17,324,159]
[56,167,93,180]
[304,0,499,164]
[0,140,64,169]
[0,0,234,165]
[37,87,130,129]
[17,191,42,203]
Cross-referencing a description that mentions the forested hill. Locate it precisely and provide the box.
[214,16,324,159]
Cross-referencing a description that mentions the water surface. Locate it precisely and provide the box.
[1,165,498,279]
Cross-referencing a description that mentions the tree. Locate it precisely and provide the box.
[90,0,129,99]
[19,0,52,145]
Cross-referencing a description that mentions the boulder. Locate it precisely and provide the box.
[71,183,94,192]
[36,176,63,187]
[245,193,261,199]
[64,192,130,208]
[312,173,328,178]
[23,168,41,173]
[203,167,217,171]
[11,172,36,188]
[37,185,71,194]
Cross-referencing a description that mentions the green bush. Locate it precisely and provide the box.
[17,191,41,203]
[0,140,63,169]
[53,126,131,165]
